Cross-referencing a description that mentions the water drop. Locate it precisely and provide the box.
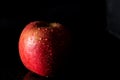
[51,29,53,32]
[45,28,48,31]
[34,31,38,35]
[42,43,45,45]
[48,49,52,52]
[39,38,42,40]
[50,53,52,56]
[38,40,40,43]
[36,31,38,33]
[47,63,50,66]
[44,38,48,41]
[38,28,40,30]
[46,45,49,47]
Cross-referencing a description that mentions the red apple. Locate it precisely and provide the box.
[18,21,71,77]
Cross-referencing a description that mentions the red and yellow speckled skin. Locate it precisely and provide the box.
[18,21,70,77]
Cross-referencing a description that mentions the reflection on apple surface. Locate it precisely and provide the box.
[23,71,48,80]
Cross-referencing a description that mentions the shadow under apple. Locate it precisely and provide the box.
[23,71,48,80]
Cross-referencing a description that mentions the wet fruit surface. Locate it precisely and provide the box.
[18,21,71,77]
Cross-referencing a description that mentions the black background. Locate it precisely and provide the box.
[0,0,119,80]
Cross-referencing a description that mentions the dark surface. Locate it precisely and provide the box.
[106,0,120,38]
[0,1,119,80]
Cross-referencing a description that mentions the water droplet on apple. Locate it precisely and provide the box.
[39,38,42,40]
[38,40,40,43]
[35,31,38,34]
[44,38,48,41]
[48,49,52,52]
[45,28,48,31]
[50,53,52,56]
[38,28,40,30]
[42,43,45,45]
[51,29,53,32]
[46,45,49,47]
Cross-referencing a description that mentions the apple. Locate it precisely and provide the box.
[18,21,71,78]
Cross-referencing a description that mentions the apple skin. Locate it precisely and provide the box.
[18,21,71,77]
